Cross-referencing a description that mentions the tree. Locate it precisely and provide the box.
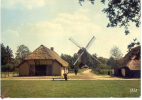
[15,45,31,62]
[92,53,97,58]
[110,46,123,68]
[110,46,123,60]
[127,38,140,52]
[86,54,94,68]
[107,56,115,68]
[72,53,79,67]
[61,54,73,68]
[1,43,13,65]
[79,0,141,35]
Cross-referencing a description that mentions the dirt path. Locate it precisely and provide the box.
[82,69,92,74]
[68,69,140,80]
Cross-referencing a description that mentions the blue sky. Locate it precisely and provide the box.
[1,0,141,58]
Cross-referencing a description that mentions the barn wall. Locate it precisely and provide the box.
[46,65,52,76]
[40,60,52,65]
[121,69,125,76]
[28,60,35,65]
[28,60,53,65]
[61,67,64,76]
[112,69,114,74]
[52,61,61,76]
[19,61,29,76]
[66,68,68,73]
[29,65,35,76]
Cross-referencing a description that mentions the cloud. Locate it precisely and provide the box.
[2,29,19,38]
[2,7,101,56]
[54,8,101,38]
[1,0,45,10]
[1,29,19,48]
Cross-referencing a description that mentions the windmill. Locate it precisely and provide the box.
[69,36,101,68]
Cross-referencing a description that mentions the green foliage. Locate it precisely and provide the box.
[1,80,140,97]
[1,43,13,65]
[92,69,111,75]
[1,63,14,72]
[61,53,79,69]
[109,46,123,68]
[98,57,108,64]
[96,63,110,69]
[127,38,140,52]
[15,45,31,63]
[110,46,123,60]
[86,54,93,68]
[6,63,14,71]
[106,57,115,69]
[61,53,73,68]
[79,0,141,34]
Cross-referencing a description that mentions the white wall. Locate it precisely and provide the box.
[121,69,125,76]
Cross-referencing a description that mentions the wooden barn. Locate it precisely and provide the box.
[17,45,69,76]
[120,46,141,78]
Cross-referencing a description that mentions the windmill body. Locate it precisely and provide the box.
[77,48,87,64]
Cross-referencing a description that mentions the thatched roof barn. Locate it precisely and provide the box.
[121,46,141,78]
[17,45,69,76]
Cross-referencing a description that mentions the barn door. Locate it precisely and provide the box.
[29,65,35,76]
[46,65,52,76]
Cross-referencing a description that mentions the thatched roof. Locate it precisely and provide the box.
[121,46,141,70]
[23,45,69,67]
[81,64,89,68]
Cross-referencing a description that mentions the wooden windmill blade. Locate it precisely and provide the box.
[73,50,85,65]
[69,36,99,66]
[69,37,82,48]
[85,36,95,50]
[86,51,102,64]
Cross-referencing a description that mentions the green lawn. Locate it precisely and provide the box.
[1,80,141,98]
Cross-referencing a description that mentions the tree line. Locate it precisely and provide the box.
[61,46,123,70]
[1,43,31,72]
[0,43,131,72]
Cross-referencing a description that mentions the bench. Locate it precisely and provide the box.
[52,78,69,81]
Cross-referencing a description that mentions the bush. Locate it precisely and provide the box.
[92,69,112,75]
[1,63,14,72]
[1,65,7,72]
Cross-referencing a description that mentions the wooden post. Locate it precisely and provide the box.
[5,73,6,78]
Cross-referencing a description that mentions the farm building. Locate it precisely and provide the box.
[17,45,69,76]
[81,64,89,69]
[112,46,141,78]
[120,46,141,78]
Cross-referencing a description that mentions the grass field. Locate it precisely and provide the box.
[1,80,141,98]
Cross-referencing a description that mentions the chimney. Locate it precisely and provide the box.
[50,47,54,51]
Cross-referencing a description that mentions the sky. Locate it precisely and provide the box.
[1,0,141,58]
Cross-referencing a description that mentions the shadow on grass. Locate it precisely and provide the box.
[109,75,141,79]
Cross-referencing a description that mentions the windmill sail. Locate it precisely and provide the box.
[69,37,82,48]
[86,51,101,64]
[69,36,101,66]
[73,51,85,65]
[85,36,95,50]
